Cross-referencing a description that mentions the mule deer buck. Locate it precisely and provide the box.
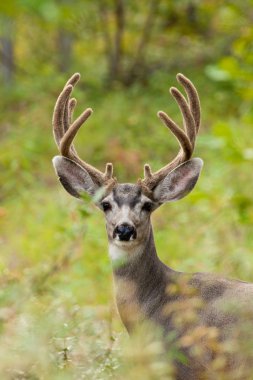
[52,73,253,379]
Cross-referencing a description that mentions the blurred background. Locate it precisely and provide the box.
[1,0,253,378]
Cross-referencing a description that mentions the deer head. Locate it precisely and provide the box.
[52,73,203,255]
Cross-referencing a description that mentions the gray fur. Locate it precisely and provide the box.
[53,157,253,379]
[113,227,253,378]
[112,184,142,208]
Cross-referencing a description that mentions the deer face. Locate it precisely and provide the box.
[98,184,154,246]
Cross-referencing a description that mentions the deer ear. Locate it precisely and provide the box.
[52,156,99,198]
[153,158,203,203]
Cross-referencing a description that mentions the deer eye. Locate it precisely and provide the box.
[101,202,112,212]
[142,202,153,212]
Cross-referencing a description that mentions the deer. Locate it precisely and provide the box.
[52,73,253,379]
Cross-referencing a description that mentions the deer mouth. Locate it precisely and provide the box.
[112,237,140,253]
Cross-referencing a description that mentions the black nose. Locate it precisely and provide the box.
[114,224,136,241]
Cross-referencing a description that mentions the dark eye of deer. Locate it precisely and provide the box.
[101,202,111,212]
[142,202,153,212]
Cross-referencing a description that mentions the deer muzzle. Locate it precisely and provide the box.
[113,223,137,242]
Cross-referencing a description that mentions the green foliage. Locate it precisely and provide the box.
[1,0,253,378]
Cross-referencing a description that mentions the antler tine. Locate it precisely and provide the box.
[53,73,80,149]
[141,74,201,190]
[63,73,80,139]
[66,72,81,87]
[63,97,78,157]
[60,108,93,156]
[177,73,201,132]
[68,98,77,124]
[170,87,196,145]
[158,110,192,158]
[53,84,73,147]
[52,73,115,187]
[62,73,80,136]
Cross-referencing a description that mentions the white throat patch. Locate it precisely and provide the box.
[109,242,143,263]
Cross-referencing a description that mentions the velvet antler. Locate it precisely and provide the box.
[52,73,115,187]
[141,73,201,190]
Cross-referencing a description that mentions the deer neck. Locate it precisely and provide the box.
[109,225,174,331]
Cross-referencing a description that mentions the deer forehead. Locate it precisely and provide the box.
[103,183,152,209]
